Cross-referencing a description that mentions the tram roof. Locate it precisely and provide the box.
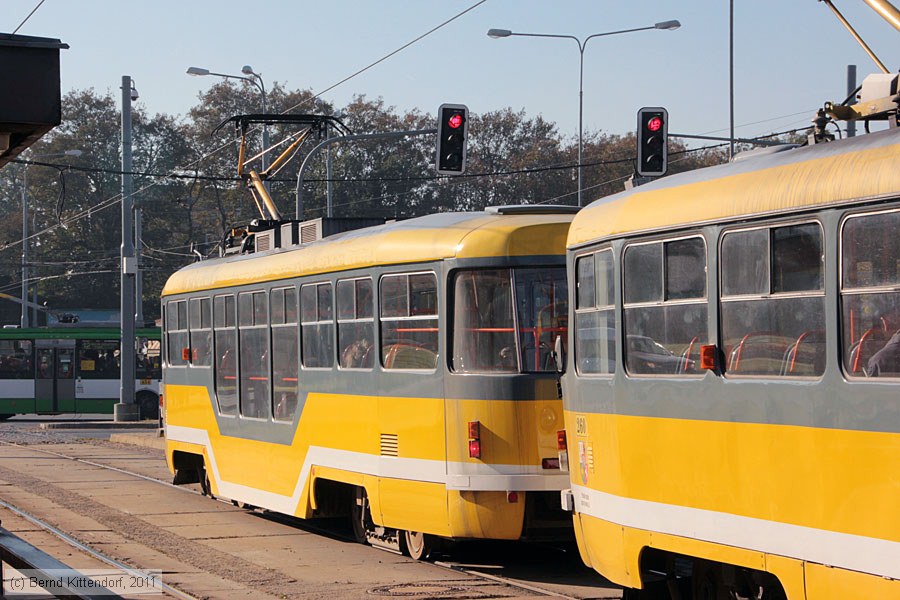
[162,210,574,296]
[568,127,900,248]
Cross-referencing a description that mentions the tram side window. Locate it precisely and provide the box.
[380,273,438,370]
[239,291,269,419]
[300,282,334,369]
[575,250,616,375]
[77,340,119,379]
[841,209,900,377]
[0,340,33,379]
[166,300,188,367]
[452,269,517,373]
[271,287,299,421]
[721,223,825,377]
[213,294,238,415]
[623,237,708,376]
[337,278,374,369]
[188,297,212,367]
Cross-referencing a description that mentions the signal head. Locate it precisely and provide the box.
[436,103,469,175]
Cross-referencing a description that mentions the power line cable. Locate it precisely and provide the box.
[12,0,46,34]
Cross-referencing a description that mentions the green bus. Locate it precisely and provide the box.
[0,326,161,419]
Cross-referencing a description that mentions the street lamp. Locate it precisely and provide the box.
[187,65,269,174]
[20,149,82,328]
[488,20,681,206]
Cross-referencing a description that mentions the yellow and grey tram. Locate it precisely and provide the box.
[561,126,900,598]
[161,206,574,558]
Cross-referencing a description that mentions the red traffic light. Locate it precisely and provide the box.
[646,116,663,132]
[447,113,464,129]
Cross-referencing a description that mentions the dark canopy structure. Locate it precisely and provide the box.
[0,33,68,169]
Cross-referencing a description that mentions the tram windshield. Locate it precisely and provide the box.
[452,267,568,373]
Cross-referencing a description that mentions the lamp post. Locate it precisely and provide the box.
[488,20,681,207]
[20,149,82,328]
[187,66,269,175]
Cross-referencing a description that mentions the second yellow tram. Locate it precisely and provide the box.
[561,127,900,598]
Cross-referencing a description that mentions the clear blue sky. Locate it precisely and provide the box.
[8,1,899,144]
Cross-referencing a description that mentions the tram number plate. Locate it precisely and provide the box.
[140,378,151,385]
[575,415,588,437]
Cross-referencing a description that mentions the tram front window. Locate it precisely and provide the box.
[451,267,567,373]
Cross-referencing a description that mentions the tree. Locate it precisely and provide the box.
[0,83,730,325]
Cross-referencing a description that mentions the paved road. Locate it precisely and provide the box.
[0,423,621,599]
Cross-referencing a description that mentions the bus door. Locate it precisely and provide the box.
[34,340,76,412]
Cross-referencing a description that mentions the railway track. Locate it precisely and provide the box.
[0,437,608,599]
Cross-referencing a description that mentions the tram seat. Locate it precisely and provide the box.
[727,332,791,375]
[677,337,699,374]
[781,330,825,375]
[849,327,890,374]
[383,343,438,370]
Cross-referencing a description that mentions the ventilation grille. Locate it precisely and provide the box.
[300,222,320,244]
[380,433,399,457]
[255,231,274,252]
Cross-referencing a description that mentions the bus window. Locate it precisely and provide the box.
[213,294,238,415]
[337,278,374,369]
[0,340,33,379]
[841,209,900,377]
[189,297,212,367]
[301,282,334,369]
[624,237,708,376]
[575,250,616,375]
[271,287,299,421]
[380,273,438,370]
[239,291,269,419]
[721,223,825,377]
[77,340,119,379]
[137,338,161,379]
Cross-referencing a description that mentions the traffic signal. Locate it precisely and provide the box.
[436,104,468,175]
[636,107,668,177]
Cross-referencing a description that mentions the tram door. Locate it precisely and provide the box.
[34,339,76,412]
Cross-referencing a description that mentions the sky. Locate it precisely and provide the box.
[7,1,900,146]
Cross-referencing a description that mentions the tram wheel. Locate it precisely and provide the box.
[692,560,727,600]
[351,487,372,544]
[403,530,432,561]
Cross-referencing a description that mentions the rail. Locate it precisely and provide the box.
[0,521,123,599]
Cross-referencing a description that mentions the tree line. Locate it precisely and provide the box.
[0,81,727,322]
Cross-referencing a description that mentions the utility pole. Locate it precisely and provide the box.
[116,75,139,422]
[847,65,857,137]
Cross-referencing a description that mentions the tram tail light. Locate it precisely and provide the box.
[557,430,569,472]
[700,344,718,371]
[507,491,519,503]
[468,420,482,459]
